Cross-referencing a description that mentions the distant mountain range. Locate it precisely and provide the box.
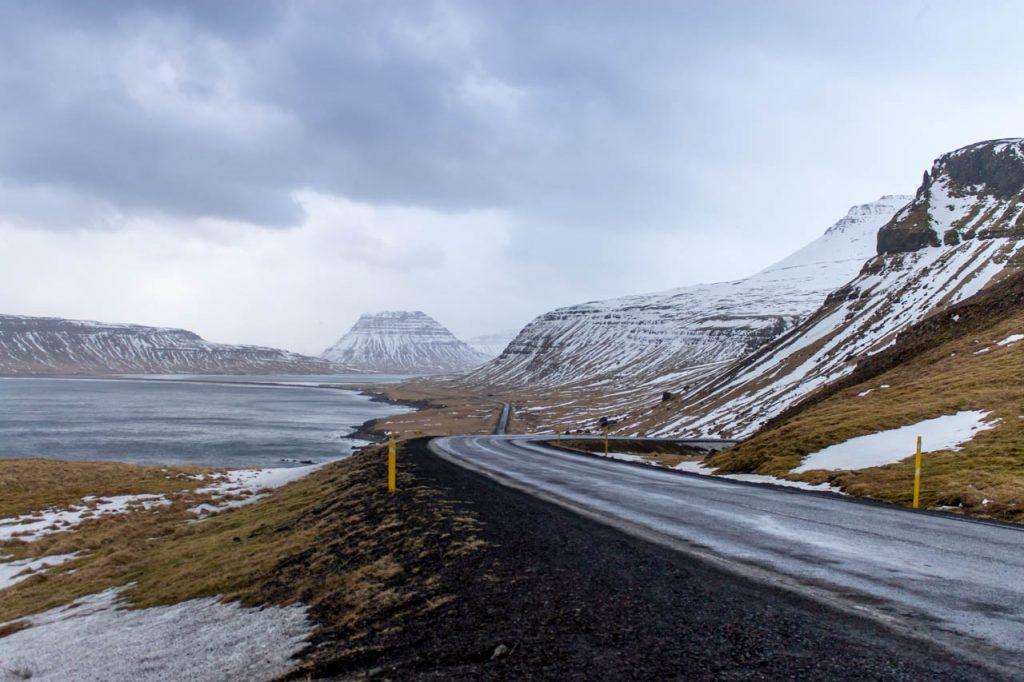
[321,311,489,375]
[0,315,338,375]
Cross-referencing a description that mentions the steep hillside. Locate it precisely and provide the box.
[707,269,1024,520]
[0,314,337,375]
[643,138,1024,439]
[469,196,911,389]
[321,311,488,375]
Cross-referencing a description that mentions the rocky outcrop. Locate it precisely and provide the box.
[878,139,1024,254]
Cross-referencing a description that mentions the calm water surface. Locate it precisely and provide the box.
[0,375,413,468]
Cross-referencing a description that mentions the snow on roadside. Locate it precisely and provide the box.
[0,553,80,590]
[604,452,651,465]
[0,586,311,682]
[189,463,324,518]
[0,495,170,542]
[673,460,842,493]
[792,410,998,473]
[996,333,1023,346]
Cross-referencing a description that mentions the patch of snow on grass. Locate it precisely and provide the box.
[673,460,714,474]
[0,586,310,682]
[792,410,998,473]
[0,553,80,590]
[189,464,323,518]
[605,452,653,465]
[997,334,1023,346]
[974,347,991,355]
[673,461,842,493]
[0,495,170,542]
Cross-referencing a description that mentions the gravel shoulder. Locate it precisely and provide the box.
[325,438,995,680]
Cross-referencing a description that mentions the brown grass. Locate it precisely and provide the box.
[0,459,212,517]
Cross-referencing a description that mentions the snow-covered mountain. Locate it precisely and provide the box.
[469,195,911,388]
[465,332,517,359]
[321,311,488,374]
[0,314,338,375]
[645,138,1024,439]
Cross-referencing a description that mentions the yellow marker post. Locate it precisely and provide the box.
[388,432,397,494]
[603,425,609,456]
[556,430,561,446]
[912,435,922,509]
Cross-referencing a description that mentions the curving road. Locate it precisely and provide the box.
[430,435,1024,671]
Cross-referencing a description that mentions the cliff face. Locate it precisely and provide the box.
[0,314,338,375]
[321,311,488,375]
[878,139,1024,254]
[467,195,911,389]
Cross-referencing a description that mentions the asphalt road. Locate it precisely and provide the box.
[430,435,1024,673]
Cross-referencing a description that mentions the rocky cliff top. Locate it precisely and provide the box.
[878,138,1024,254]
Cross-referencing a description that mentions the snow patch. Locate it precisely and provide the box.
[0,553,80,590]
[189,464,322,517]
[0,586,311,681]
[996,334,1023,347]
[0,495,170,542]
[792,410,998,473]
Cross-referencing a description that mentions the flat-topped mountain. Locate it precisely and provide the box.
[0,314,338,375]
[321,311,488,375]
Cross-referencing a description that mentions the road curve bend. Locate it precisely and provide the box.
[430,434,1024,670]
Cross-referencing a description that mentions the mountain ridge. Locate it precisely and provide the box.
[467,195,912,390]
[0,313,339,375]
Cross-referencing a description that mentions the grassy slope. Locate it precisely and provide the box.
[711,271,1024,521]
[0,459,211,517]
[0,445,487,677]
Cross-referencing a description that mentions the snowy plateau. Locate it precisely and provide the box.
[321,310,489,374]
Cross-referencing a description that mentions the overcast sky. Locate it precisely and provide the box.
[1,1,1022,354]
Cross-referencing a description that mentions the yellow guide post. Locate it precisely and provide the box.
[388,432,397,494]
[603,425,609,456]
[912,435,922,509]
[556,430,561,446]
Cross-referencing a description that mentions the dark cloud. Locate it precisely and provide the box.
[0,0,1021,238]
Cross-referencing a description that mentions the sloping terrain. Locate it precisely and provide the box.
[467,195,910,389]
[0,314,336,375]
[708,269,1024,520]
[635,138,1024,439]
[322,311,488,375]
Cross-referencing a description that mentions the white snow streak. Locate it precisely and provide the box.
[0,495,170,542]
[792,410,998,473]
